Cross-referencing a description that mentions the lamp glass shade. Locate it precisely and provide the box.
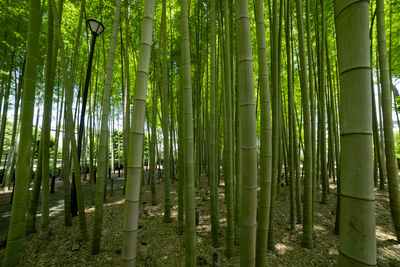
[87,19,104,36]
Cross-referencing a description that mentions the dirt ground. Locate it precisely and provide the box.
[0,172,399,266]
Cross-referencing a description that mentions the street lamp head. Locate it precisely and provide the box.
[87,19,105,37]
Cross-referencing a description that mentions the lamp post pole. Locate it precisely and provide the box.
[78,35,97,158]
[71,20,104,217]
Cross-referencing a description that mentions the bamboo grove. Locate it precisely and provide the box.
[0,0,400,266]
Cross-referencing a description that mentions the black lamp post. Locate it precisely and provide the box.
[77,19,104,158]
[71,19,104,217]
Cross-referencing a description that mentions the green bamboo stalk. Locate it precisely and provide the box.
[305,0,316,226]
[320,0,328,204]
[177,65,184,234]
[293,102,302,225]
[2,57,23,189]
[121,0,156,264]
[91,0,122,253]
[284,0,296,231]
[209,0,219,248]
[89,85,95,206]
[335,0,376,265]
[295,0,313,249]
[268,0,279,251]
[234,57,242,247]
[222,0,234,256]
[50,0,88,240]
[39,1,55,237]
[160,0,171,223]
[236,0,258,264]
[51,86,64,193]
[181,0,197,263]
[369,15,384,191]
[0,51,15,164]
[57,0,72,226]
[254,0,272,263]
[149,66,157,206]
[376,0,400,242]
[123,0,131,190]
[30,83,42,179]
[377,52,387,190]
[2,0,42,264]
[25,145,42,235]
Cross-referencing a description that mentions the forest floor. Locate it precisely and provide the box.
[0,171,399,266]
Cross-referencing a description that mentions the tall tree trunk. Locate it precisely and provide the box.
[149,63,157,206]
[25,145,43,235]
[377,61,387,190]
[295,0,313,248]
[89,84,95,206]
[285,0,296,231]
[236,0,258,264]
[110,117,115,196]
[335,0,376,265]
[376,0,400,242]
[209,0,219,248]
[120,0,156,264]
[2,0,42,264]
[61,103,72,226]
[254,0,273,263]
[57,0,73,227]
[291,19,302,225]
[123,0,131,182]
[23,75,43,226]
[369,18,378,191]
[30,84,42,183]
[372,61,385,191]
[2,56,24,189]
[0,51,15,165]
[177,65,184,234]
[39,1,56,237]
[234,57,242,247]
[50,0,88,240]
[51,86,64,193]
[0,12,8,120]
[305,0,316,226]
[319,0,328,204]
[293,99,302,225]
[160,0,171,223]
[180,0,197,263]
[222,0,234,256]
[268,0,279,251]
[91,0,122,254]
[275,0,283,195]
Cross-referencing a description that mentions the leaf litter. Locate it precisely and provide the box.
[0,172,398,266]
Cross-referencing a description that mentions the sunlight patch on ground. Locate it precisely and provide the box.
[198,224,212,232]
[329,183,338,190]
[329,247,339,256]
[314,224,327,232]
[171,210,178,218]
[104,199,124,207]
[275,242,294,255]
[374,188,390,202]
[376,225,396,241]
[0,188,10,194]
[85,206,95,213]
[200,214,210,220]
